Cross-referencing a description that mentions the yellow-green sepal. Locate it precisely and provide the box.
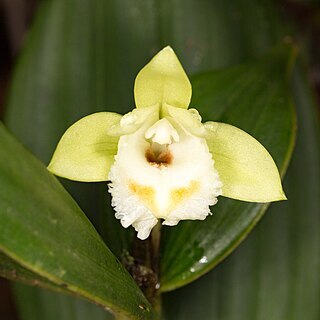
[48,112,121,182]
[134,46,192,109]
[205,121,286,202]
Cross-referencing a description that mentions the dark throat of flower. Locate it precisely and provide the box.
[145,142,172,167]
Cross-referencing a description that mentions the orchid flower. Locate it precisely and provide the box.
[48,47,286,240]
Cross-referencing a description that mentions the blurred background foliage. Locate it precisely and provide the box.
[0,0,319,319]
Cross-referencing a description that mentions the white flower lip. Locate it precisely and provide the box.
[108,115,222,240]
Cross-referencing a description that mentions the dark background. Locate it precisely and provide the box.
[0,0,319,319]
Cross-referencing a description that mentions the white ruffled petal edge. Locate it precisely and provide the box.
[108,168,158,240]
[108,118,222,240]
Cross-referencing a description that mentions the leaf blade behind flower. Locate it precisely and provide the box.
[163,64,320,320]
[0,123,153,319]
[160,45,297,291]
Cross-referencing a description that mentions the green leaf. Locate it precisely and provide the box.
[0,252,65,293]
[4,1,152,313]
[160,46,296,291]
[2,254,113,319]
[5,0,156,260]
[0,123,152,319]
[1,0,305,317]
[163,65,320,320]
[13,284,114,320]
[48,112,121,182]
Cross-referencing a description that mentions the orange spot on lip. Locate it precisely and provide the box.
[129,181,156,212]
[128,180,200,218]
[170,181,199,209]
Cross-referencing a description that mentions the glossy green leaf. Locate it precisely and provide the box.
[5,0,158,260]
[2,0,309,318]
[160,46,296,291]
[13,284,114,320]
[134,46,191,109]
[163,66,320,320]
[48,112,121,182]
[205,122,286,202]
[4,1,153,314]
[0,252,64,294]
[0,123,152,319]
[1,255,113,320]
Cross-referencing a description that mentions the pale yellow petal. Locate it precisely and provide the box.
[134,46,192,109]
[48,112,121,182]
[204,121,286,202]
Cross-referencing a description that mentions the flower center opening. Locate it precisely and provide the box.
[145,144,172,167]
[144,118,178,167]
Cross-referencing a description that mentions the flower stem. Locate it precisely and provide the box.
[150,222,162,316]
[150,222,162,275]
[125,223,162,317]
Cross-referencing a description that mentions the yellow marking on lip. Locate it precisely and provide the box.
[129,181,156,213]
[128,180,200,217]
[170,180,199,209]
